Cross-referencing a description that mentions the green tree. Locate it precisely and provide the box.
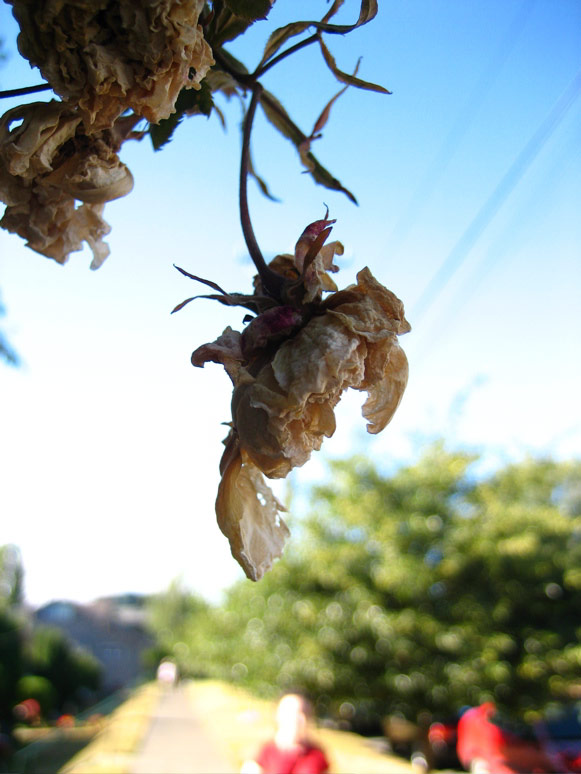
[23,626,101,714]
[0,545,24,607]
[172,445,581,725]
[146,581,210,677]
[0,609,23,727]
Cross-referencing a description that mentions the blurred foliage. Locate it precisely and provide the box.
[147,444,581,726]
[15,675,55,716]
[0,608,23,727]
[23,626,101,712]
[0,546,101,728]
[0,296,19,368]
[0,545,23,608]
[144,580,209,676]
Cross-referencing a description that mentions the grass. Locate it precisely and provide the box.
[11,679,422,774]
[9,727,100,774]
[57,682,161,774]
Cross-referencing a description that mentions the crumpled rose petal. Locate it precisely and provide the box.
[0,102,81,182]
[0,101,134,266]
[44,136,134,204]
[188,217,410,581]
[1,187,111,268]
[9,0,214,131]
[216,438,290,581]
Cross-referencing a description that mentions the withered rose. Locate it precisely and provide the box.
[0,101,134,268]
[188,217,410,580]
[9,0,214,131]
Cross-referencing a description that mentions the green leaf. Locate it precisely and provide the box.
[319,38,391,94]
[149,81,213,151]
[210,2,272,47]
[258,0,379,67]
[259,89,357,204]
[223,0,273,21]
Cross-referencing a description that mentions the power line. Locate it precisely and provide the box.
[387,0,536,258]
[408,124,579,370]
[411,71,581,323]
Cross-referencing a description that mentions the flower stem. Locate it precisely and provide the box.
[0,83,52,100]
[240,83,285,299]
[253,34,319,79]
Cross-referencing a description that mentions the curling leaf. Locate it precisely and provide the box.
[319,38,391,94]
[248,152,280,201]
[259,89,357,204]
[259,0,378,67]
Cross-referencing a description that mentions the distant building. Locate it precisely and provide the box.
[34,596,153,692]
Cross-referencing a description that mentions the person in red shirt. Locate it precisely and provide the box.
[241,693,330,774]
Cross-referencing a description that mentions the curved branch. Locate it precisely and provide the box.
[0,83,52,100]
[240,83,285,300]
[254,33,319,79]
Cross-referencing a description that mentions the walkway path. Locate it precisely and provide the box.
[130,683,234,774]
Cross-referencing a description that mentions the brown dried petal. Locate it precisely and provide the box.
[1,101,135,266]
[1,187,111,268]
[0,102,81,181]
[360,339,409,433]
[45,144,134,204]
[0,102,80,218]
[216,443,290,581]
[10,0,214,130]
[191,326,245,385]
[233,315,365,477]
[230,268,409,478]
[326,266,411,338]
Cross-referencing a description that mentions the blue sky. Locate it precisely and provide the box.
[1,0,580,607]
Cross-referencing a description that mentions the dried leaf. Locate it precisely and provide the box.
[312,83,349,137]
[259,0,378,67]
[259,89,357,204]
[248,149,280,201]
[318,38,391,94]
[321,0,345,24]
[173,265,229,295]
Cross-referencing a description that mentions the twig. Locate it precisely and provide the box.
[254,34,319,79]
[0,83,52,100]
[239,83,285,300]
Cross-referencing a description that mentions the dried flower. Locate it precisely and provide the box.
[0,101,134,268]
[187,216,410,580]
[9,0,214,131]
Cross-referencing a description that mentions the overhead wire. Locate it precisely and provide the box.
[408,116,579,373]
[410,71,581,325]
[387,0,537,259]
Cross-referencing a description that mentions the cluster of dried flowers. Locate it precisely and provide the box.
[183,215,410,580]
[0,0,213,266]
[2,0,410,581]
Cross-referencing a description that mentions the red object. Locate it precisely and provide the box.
[56,714,75,728]
[256,740,329,774]
[456,703,567,774]
[13,698,41,723]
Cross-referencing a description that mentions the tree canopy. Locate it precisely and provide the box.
[0,544,102,728]
[147,445,581,725]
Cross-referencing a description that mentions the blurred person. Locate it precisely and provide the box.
[156,658,178,686]
[241,692,330,774]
